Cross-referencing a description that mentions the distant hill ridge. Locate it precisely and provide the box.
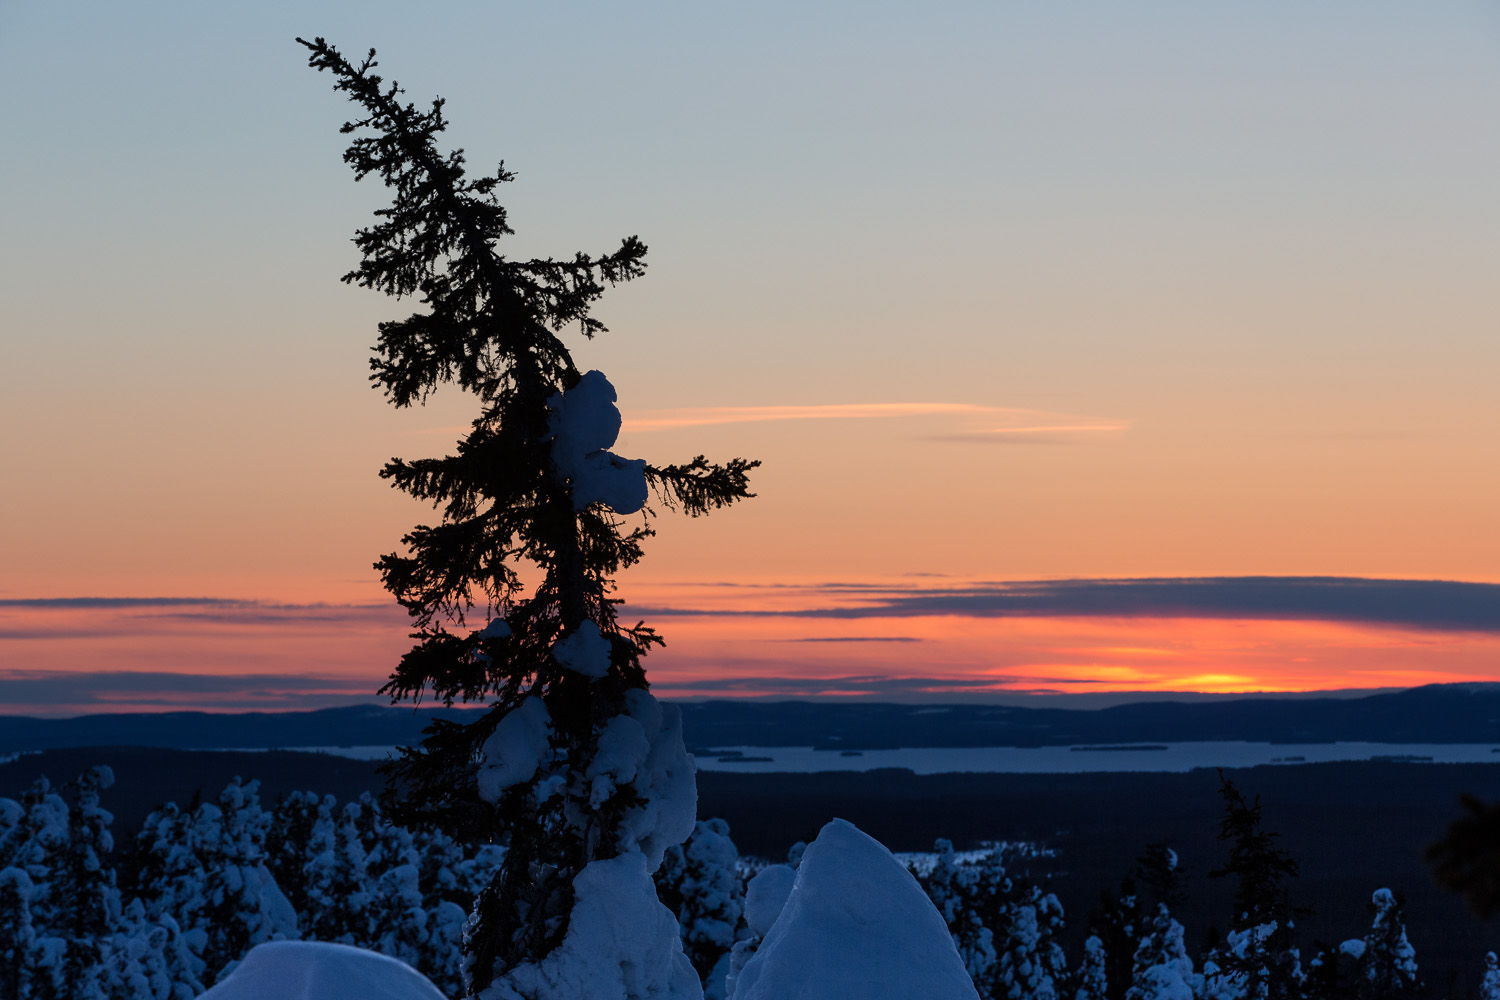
[3,683,1499,753]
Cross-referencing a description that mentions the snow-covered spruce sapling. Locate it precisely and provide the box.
[1354,888,1419,1000]
[299,38,756,995]
[1205,772,1304,1000]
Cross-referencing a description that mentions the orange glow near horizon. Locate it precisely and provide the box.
[4,577,1496,714]
[636,610,1500,700]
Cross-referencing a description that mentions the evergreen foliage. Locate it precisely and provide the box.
[0,866,38,1000]
[1075,935,1109,1000]
[1481,951,1500,1000]
[921,840,1000,990]
[1087,842,1184,1000]
[1205,772,1304,1000]
[296,37,755,994]
[1355,889,1419,1000]
[1,769,509,999]
[654,818,746,993]
[0,764,1469,1000]
[1427,794,1500,918]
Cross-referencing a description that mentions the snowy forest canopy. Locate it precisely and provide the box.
[1,766,1494,1000]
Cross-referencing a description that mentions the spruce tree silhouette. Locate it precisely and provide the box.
[1207,770,1304,1000]
[1427,794,1500,918]
[298,37,756,993]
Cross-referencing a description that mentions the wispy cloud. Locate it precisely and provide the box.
[772,636,925,644]
[626,576,1500,634]
[624,403,1032,431]
[405,402,1130,442]
[623,402,1129,441]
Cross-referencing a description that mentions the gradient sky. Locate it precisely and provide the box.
[2,3,1499,713]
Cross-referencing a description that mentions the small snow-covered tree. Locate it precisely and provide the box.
[194,778,298,980]
[299,37,755,999]
[1354,888,1418,1000]
[303,795,371,945]
[1205,773,1302,1000]
[265,790,323,918]
[50,766,120,1000]
[0,866,39,1000]
[133,779,297,986]
[1075,935,1108,1000]
[100,896,204,1000]
[1117,845,1192,1000]
[1,779,69,913]
[1125,904,1195,1000]
[918,839,998,990]
[655,818,746,994]
[1088,880,1140,1000]
[1480,951,1500,1000]
[994,888,1068,1000]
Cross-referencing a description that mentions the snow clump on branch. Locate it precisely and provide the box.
[548,370,648,514]
[552,620,612,678]
[476,698,553,802]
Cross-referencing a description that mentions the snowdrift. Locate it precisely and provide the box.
[732,818,980,1000]
[200,940,447,1000]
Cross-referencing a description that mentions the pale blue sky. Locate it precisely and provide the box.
[2,1,1499,599]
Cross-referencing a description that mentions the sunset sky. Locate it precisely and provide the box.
[3,3,1499,714]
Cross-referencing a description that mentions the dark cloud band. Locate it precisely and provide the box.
[629,576,1500,634]
[0,670,376,708]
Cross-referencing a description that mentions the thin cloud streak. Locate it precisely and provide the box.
[618,404,1128,440]
[624,402,1040,431]
[771,636,925,644]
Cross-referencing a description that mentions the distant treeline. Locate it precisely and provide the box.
[6,685,1500,755]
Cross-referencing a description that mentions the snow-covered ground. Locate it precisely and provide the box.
[259,741,1500,773]
[196,745,401,760]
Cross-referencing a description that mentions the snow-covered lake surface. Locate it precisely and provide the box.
[254,742,1500,773]
[689,742,1500,774]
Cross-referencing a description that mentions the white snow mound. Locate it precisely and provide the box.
[731,818,980,1000]
[743,865,796,937]
[200,940,446,1000]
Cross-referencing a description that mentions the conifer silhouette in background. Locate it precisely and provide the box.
[298,37,756,995]
[1206,772,1304,1000]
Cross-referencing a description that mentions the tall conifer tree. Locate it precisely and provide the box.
[299,38,756,995]
[1206,773,1303,1000]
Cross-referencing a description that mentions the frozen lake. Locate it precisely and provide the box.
[266,742,1500,774]
[691,742,1500,774]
